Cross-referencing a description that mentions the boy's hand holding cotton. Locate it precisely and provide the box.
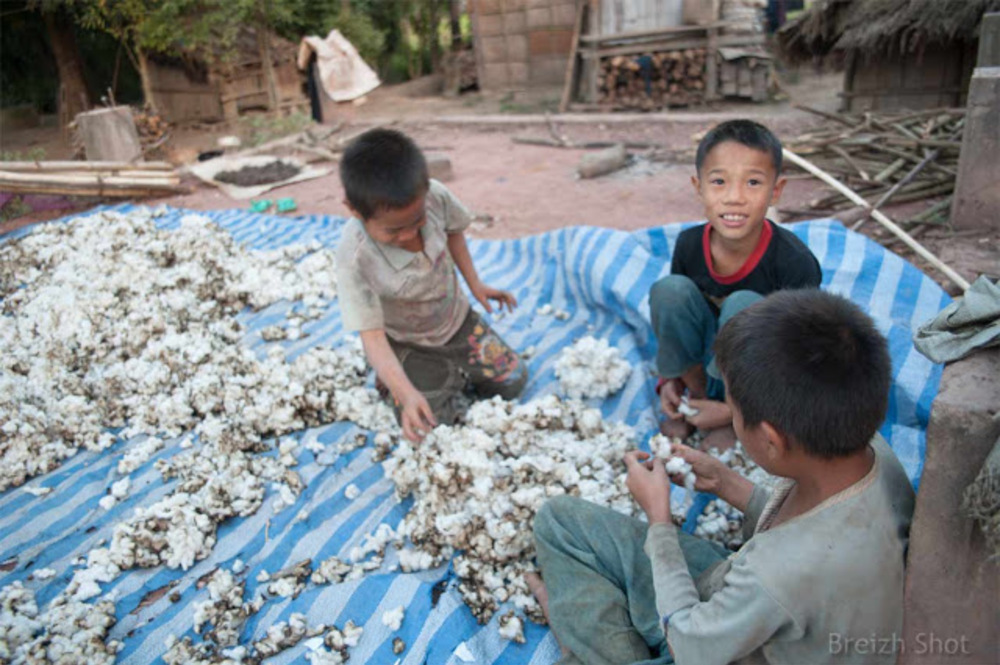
[399,390,437,442]
[660,378,685,418]
[624,450,672,524]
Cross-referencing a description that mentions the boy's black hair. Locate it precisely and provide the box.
[339,128,429,220]
[695,119,783,177]
[714,289,891,458]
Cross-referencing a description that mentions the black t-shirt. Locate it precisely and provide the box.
[671,220,822,310]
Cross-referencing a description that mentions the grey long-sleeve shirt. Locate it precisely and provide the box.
[644,434,915,664]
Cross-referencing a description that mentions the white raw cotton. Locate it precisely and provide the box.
[385,394,640,638]
[0,208,359,492]
[554,336,632,399]
[381,605,405,631]
[0,209,414,652]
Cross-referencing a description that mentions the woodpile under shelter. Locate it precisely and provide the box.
[145,27,309,124]
[778,0,1000,111]
[468,0,773,111]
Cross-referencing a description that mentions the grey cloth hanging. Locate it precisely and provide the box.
[914,276,1000,363]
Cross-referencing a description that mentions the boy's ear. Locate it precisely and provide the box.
[760,421,790,460]
[690,175,702,198]
[769,176,788,205]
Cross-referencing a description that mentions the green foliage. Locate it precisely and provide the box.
[0,196,33,224]
[1,148,48,162]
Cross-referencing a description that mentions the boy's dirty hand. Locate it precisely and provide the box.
[472,283,517,314]
[683,398,732,429]
[660,378,685,418]
[400,391,437,443]
[670,443,726,493]
[624,450,672,524]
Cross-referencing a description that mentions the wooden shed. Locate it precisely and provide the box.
[778,0,1000,111]
[145,27,309,124]
[470,0,772,110]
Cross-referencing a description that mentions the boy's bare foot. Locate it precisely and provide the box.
[525,572,571,657]
[659,417,694,439]
[701,425,738,452]
[525,572,550,622]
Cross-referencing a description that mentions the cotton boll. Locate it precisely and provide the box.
[381,605,405,631]
[553,337,631,399]
[677,395,700,418]
[498,611,525,643]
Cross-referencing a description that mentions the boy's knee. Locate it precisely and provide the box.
[649,275,700,315]
[533,495,579,542]
[722,289,763,314]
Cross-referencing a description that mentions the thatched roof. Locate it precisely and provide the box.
[778,0,1000,62]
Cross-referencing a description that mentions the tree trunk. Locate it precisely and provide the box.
[135,45,158,112]
[258,26,279,112]
[449,0,462,50]
[43,9,91,130]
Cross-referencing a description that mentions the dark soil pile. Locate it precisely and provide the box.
[215,161,301,186]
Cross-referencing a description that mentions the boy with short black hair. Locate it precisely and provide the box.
[530,289,915,665]
[650,119,821,445]
[336,128,526,442]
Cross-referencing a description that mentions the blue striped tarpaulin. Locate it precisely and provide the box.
[0,205,949,664]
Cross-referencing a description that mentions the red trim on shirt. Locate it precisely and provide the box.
[655,377,667,394]
[702,219,773,285]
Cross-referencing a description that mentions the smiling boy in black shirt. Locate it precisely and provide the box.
[650,119,821,446]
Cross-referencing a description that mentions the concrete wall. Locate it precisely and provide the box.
[951,67,1000,231]
[469,0,580,90]
[900,349,1000,664]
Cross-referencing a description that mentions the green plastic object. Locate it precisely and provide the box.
[276,197,297,213]
[250,199,272,213]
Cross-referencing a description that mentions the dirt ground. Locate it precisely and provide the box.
[2,69,996,295]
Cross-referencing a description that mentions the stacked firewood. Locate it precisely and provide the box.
[133,107,171,159]
[785,106,965,226]
[599,49,707,110]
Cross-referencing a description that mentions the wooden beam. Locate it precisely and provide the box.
[0,161,174,172]
[559,0,588,113]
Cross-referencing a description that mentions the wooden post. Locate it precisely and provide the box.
[559,1,588,112]
[706,24,718,101]
[581,0,600,104]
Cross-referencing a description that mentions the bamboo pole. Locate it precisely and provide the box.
[783,148,970,292]
[0,171,178,187]
[0,161,174,172]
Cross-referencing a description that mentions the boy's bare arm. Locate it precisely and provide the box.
[359,329,436,442]
[447,231,516,313]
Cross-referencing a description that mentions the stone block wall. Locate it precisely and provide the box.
[470,0,579,90]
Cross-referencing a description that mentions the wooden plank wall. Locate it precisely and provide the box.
[598,0,682,35]
[846,44,977,112]
[147,61,223,123]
